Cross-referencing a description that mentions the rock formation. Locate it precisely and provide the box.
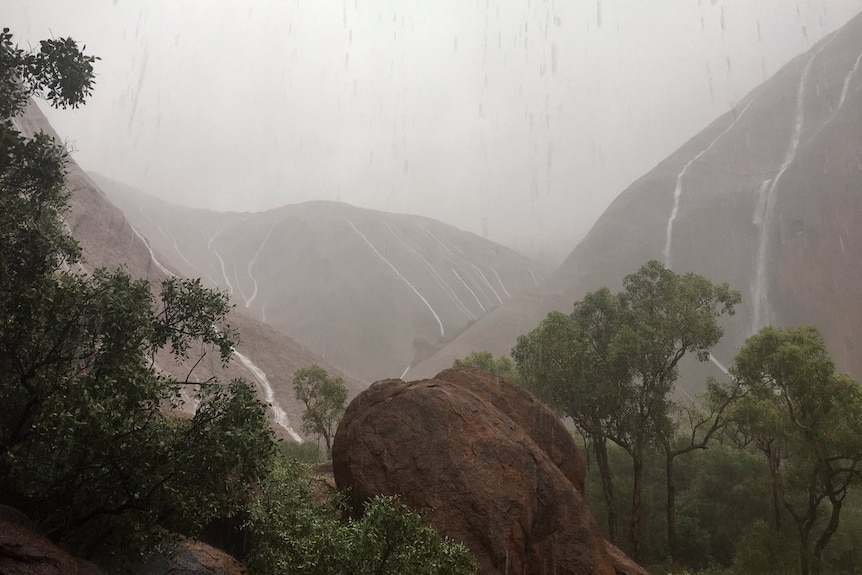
[410,11,862,388]
[0,505,246,575]
[332,367,645,575]
[0,505,105,575]
[126,537,247,575]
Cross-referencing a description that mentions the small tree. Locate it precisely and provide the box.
[452,351,520,382]
[293,365,347,457]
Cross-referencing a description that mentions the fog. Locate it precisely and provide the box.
[6,1,860,264]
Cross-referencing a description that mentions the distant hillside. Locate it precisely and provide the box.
[411,10,862,389]
[14,101,365,442]
[92,175,548,383]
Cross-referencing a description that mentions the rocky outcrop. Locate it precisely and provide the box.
[0,507,105,575]
[0,505,246,575]
[332,367,639,575]
[128,537,246,575]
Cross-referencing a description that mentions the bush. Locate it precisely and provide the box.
[245,455,477,575]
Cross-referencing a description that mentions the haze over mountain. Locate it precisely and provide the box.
[411,10,862,390]
[93,174,547,383]
[6,1,859,264]
[13,101,366,442]
[9,4,862,406]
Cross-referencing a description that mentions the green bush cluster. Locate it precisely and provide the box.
[245,455,477,575]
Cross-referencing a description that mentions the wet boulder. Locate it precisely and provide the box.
[332,367,640,575]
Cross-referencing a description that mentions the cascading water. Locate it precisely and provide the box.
[348,219,445,338]
[663,100,753,269]
[751,52,818,334]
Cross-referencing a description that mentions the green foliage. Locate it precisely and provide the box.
[452,351,520,382]
[292,365,347,457]
[732,520,799,575]
[514,261,740,447]
[728,326,862,575]
[0,27,98,117]
[0,28,274,557]
[245,455,477,575]
[349,496,477,575]
[244,456,344,574]
[513,260,740,558]
[277,438,324,464]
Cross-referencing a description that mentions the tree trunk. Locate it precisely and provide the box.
[799,537,811,575]
[630,455,644,561]
[322,429,333,458]
[665,447,677,566]
[812,497,843,575]
[767,449,782,531]
[595,436,618,543]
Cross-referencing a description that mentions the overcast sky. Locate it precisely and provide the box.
[6,1,861,263]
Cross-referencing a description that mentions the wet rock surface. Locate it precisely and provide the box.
[333,367,640,575]
[0,508,105,575]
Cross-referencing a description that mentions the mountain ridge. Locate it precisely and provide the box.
[411,11,862,386]
[94,173,549,382]
[14,100,367,442]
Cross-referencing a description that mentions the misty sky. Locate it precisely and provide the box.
[6,1,861,263]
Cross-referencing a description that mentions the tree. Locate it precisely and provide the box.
[513,294,627,544]
[660,376,746,566]
[0,28,274,556]
[729,326,862,575]
[452,351,520,382]
[513,260,740,559]
[293,365,347,457]
[0,27,98,117]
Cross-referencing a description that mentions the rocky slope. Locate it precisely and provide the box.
[93,175,547,383]
[14,101,365,442]
[411,10,862,388]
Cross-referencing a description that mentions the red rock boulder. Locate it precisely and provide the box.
[332,367,637,575]
[0,506,105,575]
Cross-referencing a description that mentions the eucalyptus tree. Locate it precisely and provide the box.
[513,260,740,559]
[661,376,747,565]
[293,365,347,457]
[729,326,862,575]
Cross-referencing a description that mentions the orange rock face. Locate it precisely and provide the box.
[333,367,641,575]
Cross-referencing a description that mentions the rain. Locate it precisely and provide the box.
[4,0,859,264]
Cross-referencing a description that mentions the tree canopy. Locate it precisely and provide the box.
[512,260,740,558]
[452,350,520,382]
[728,326,862,575]
[0,27,275,556]
[292,365,347,457]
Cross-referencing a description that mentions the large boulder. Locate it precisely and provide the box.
[332,367,640,575]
